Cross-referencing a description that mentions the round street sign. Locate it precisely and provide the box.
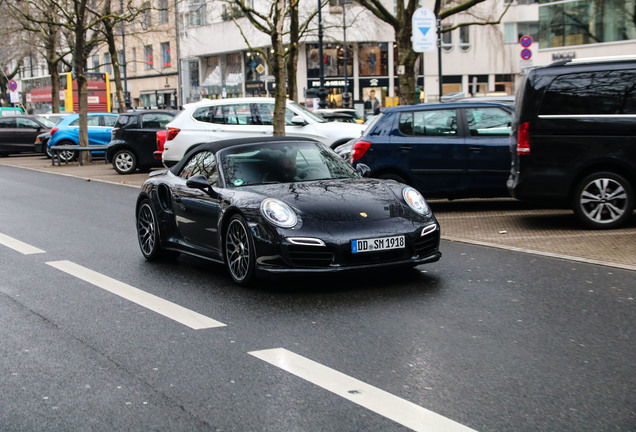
[520,35,533,48]
[8,80,18,92]
[521,48,532,60]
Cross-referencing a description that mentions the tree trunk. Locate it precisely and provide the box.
[272,0,287,136]
[286,0,300,102]
[395,29,419,105]
[74,0,90,165]
[106,24,127,113]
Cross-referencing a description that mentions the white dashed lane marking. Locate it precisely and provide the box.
[46,260,226,330]
[249,348,477,432]
[0,232,45,255]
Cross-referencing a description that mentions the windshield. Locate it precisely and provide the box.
[219,141,359,187]
[289,101,327,123]
[35,116,57,128]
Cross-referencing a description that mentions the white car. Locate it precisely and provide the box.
[162,97,365,166]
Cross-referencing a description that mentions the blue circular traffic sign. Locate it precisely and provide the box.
[520,35,533,48]
[8,80,18,92]
[521,48,532,60]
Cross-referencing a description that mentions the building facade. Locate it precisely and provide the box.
[175,0,636,111]
[12,0,636,113]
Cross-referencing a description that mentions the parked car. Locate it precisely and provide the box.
[348,102,515,199]
[106,110,176,174]
[315,108,364,123]
[137,136,441,285]
[162,97,365,166]
[0,115,55,156]
[508,56,636,229]
[34,131,52,157]
[315,111,359,123]
[0,107,25,116]
[47,112,119,162]
[39,112,72,124]
[154,130,167,162]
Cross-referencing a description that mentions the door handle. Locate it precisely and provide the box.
[398,145,412,151]
[469,146,483,151]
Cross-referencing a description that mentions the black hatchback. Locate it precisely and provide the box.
[107,110,175,174]
[349,102,515,199]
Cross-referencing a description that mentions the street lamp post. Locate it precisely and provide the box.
[317,0,328,109]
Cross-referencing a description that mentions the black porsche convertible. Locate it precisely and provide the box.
[136,137,441,285]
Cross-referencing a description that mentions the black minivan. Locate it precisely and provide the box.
[508,56,636,229]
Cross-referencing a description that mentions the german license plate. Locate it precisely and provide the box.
[351,235,405,253]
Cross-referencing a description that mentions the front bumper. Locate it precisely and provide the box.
[253,220,442,275]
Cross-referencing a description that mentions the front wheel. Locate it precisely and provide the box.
[137,199,167,260]
[572,171,634,229]
[224,215,256,285]
[113,149,137,174]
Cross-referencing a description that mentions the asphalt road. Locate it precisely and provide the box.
[0,164,634,431]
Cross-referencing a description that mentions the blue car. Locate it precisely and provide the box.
[48,112,119,162]
[349,102,515,199]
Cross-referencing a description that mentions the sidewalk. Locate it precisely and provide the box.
[2,153,635,271]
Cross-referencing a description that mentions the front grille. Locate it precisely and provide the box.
[287,245,334,268]
[414,232,439,257]
[345,248,411,266]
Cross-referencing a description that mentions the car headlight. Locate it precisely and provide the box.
[402,187,429,215]
[261,198,298,228]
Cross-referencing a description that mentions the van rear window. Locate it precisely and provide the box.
[540,70,636,115]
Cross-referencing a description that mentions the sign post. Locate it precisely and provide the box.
[412,8,436,53]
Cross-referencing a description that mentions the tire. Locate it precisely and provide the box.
[378,172,408,185]
[137,199,167,260]
[224,215,256,285]
[44,145,53,159]
[55,140,77,162]
[572,171,634,229]
[113,149,137,174]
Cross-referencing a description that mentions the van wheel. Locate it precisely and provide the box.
[572,171,634,229]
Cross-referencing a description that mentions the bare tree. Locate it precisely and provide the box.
[356,0,511,104]
[6,0,70,113]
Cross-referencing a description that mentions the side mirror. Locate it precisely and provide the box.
[186,174,218,198]
[355,163,371,178]
[290,115,308,126]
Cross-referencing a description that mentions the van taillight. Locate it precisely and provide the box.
[167,127,180,141]
[517,122,530,155]
[50,127,58,136]
[350,140,372,163]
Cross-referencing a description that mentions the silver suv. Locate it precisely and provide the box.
[162,97,365,166]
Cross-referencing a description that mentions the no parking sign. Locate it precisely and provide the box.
[8,80,18,92]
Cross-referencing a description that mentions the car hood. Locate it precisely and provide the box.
[314,121,365,136]
[248,178,406,222]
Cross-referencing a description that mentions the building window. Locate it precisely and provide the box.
[539,0,636,48]
[144,45,153,70]
[189,0,206,27]
[104,53,112,74]
[358,43,388,76]
[459,26,471,51]
[92,54,100,72]
[161,42,171,68]
[142,2,151,29]
[132,48,137,72]
[158,0,169,24]
[118,52,125,74]
[441,26,453,51]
